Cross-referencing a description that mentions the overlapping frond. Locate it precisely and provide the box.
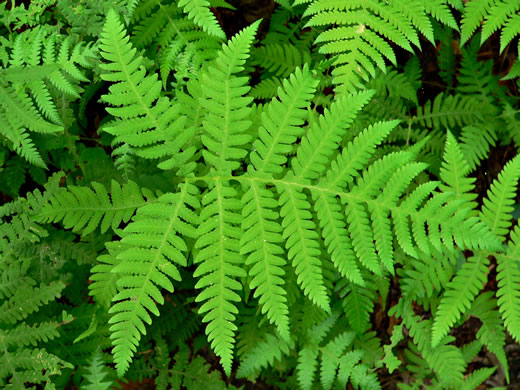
[131,0,222,86]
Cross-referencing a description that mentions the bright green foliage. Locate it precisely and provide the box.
[496,225,520,342]
[80,348,115,390]
[109,183,200,375]
[301,0,457,92]
[1,2,520,390]
[460,0,520,78]
[480,155,520,241]
[431,253,489,346]
[439,131,477,207]
[36,180,156,235]
[177,0,226,39]
[99,9,195,174]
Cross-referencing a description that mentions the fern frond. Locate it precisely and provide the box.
[99,9,195,168]
[36,180,155,235]
[240,180,290,339]
[413,93,487,129]
[459,125,496,172]
[177,0,226,38]
[496,224,520,342]
[460,0,495,45]
[468,292,509,381]
[89,241,126,308]
[431,253,489,347]
[292,90,375,182]
[479,154,520,241]
[439,131,477,207]
[108,183,199,376]
[80,348,114,390]
[253,43,312,78]
[193,180,244,376]
[460,367,496,390]
[250,65,319,176]
[200,20,259,175]
[278,180,330,311]
[237,333,293,379]
[132,1,221,85]
[339,276,377,333]
[480,0,520,45]
[303,0,456,92]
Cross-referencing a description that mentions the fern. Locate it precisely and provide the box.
[300,0,457,92]
[2,3,520,389]
[496,224,520,342]
[36,179,156,235]
[108,183,200,375]
[480,154,520,241]
[460,0,520,78]
[99,8,195,173]
[177,0,225,39]
[431,253,489,346]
